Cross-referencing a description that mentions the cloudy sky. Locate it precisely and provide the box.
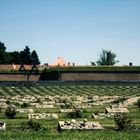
[0,0,140,65]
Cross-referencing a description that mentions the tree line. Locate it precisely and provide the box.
[0,42,40,64]
[0,41,119,66]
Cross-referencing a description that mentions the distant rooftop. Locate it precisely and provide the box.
[53,57,68,66]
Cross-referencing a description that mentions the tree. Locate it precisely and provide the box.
[96,49,119,65]
[0,42,8,64]
[0,41,41,65]
[0,42,6,51]
[31,50,40,64]
[19,46,41,65]
[114,113,134,131]
[9,51,21,64]
[20,46,32,64]
[0,42,21,64]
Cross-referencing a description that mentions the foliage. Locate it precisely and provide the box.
[9,51,21,64]
[20,46,32,64]
[135,98,140,111]
[114,113,135,131]
[0,42,6,51]
[20,46,40,65]
[96,49,119,65]
[0,42,40,64]
[31,50,40,65]
[0,42,10,64]
[61,99,73,109]
[36,98,41,103]
[112,97,127,104]
[6,100,11,105]
[5,106,16,119]
[68,108,84,118]
[20,102,29,108]
[40,68,60,80]
[20,120,42,131]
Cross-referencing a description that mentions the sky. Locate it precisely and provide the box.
[0,0,140,65]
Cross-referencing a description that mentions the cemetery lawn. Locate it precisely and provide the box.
[0,130,140,140]
[0,82,140,140]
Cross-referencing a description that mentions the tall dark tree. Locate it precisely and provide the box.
[0,42,6,51]
[31,50,40,64]
[96,49,119,65]
[20,46,32,64]
[0,42,10,64]
[9,51,21,64]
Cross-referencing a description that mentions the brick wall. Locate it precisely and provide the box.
[0,72,140,81]
[61,73,140,81]
[0,74,40,81]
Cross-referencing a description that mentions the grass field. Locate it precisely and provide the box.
[0,82,140,140]
[0,82,140,96]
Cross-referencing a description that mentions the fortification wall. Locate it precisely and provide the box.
[0,72,140,81]
[61,72,140,81]
[0,74,40,81]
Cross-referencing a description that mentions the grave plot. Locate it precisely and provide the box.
[82,99,93,103]
[89,96,119,105]
[0,103,7,109]
[59,109,73,113]
[105,106,129,113]
[122,96,140,106]
[75,104,92,109]
[73,101,82,105]
[16,109,33,113]
[35,104,54,108]
[28,113,58,119]
[92,113,114,119]
[55,103,65,106]
[0,122,6,131]
[45,95,54,99]
[58,119,104,130]
[42,101,55,105]
[0,98,6,102]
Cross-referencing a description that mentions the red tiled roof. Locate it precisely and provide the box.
[54,57,68,66]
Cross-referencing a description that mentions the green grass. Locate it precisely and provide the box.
[42,66,140,72]
[0,130,140,140]
[0,82,140,139]
[0,83,140,96]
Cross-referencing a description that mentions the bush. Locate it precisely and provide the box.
[21,102,29,108]
[114,113,134,131]
[113,97,127,104]
[13,102,20,107]
[135,98,140,111]
[5,106,16,119]
[6,100,10,105]
[68,108,83,118]
[20,120,42,131]
[40,69,60,80]
[36,98,41,103]
[61,99,73,109]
